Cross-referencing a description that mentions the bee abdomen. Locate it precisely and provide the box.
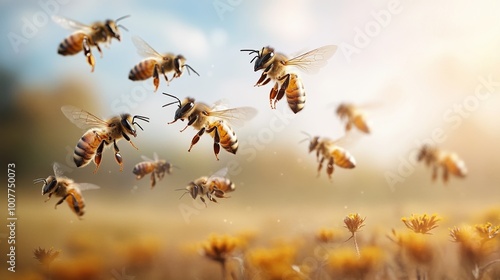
[332,148,356,169]
[217,122,238,154]
[58,33,84,55]
[285,74,306,114]
[129,59,156,81]
[74,132,100,167]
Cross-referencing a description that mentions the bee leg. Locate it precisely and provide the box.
[95,42,103,58]
[207,125,220,160]
[317,156,325,177]
[255,72,269,86]
[180,115,198,132]
[269,83,279,109]
[327,157,334,180]
[153,64,160,92]
[189,127,206,152]
[346,122,352,132]
[161,65,170,86]
[431,165,438,182]
[276,74,290,102]
[443,167,449,184]
[82,37,95,72]
[199,197,207,208]
[113,140,124,171]
[150,173,156,189]
[44,192,53,202]
[54,194,70,209]
[93,141,106,173]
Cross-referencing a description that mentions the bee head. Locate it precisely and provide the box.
[240,46,275,72]
[121,114,149,137]
[173,55,200,78]
[34,176,57,195]
[309,136,320,153]
[336,103,349,116]
[106,15,130,41]
[163,93,195,124]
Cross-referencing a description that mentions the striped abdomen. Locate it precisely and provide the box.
[58,32,86,55]
[66,188,85,216]
[331,147,356,169]
[285,73,306,114]
[214,120,238,154]
[74,130,104,167]
[129,59,157,81]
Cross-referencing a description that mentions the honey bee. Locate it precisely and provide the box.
[302,133,356,179]
[241,45,337,113]
[61,105,149,173]
[132,152,174,189]
[128,36,199,92]
[53,15,130,72]
[178,168,235,206]
[163,93,257,160]
[417,145,467,183]
[33,162,99,218]
[336,103,371,134]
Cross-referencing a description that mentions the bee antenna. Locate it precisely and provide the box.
[115,15,131,23]
[184,64,200,76]
[162,93,182,108]
[117,25,129,32]
[298,131,312,144]
[240,49,259,55]
[132,115,149,131]
[33,178,47,185]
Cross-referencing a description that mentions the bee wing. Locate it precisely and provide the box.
[141,155,153,162]
[61,105,108,130]
[208,107,258,127]
[75,183,100,192]
[131,36,164,59]
[52,15,92,32]
[153,152,159,161]
[52,162,70,178]
[208,167,229,180]
[285,45,337,74]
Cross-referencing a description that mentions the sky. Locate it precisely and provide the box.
[1,0,500,174]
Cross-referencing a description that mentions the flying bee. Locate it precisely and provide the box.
[241,45,337,114]
[417,145,467,183]
[336,103,371,134]
[132,152,174,189]
[61,105,149,173]
[302,133,356,179]
[53,15,130,72]
[128,36,199,92]
[163,93,257,160]
[178,168,235,206]
[33,162,99,218]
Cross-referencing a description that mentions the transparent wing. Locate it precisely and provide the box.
[52,162,67,178]
[140,155,153,162]
[208,167,229,180]
[61,105,108,130]
[75,183,100,191]
[208,107,258,127]
[132,36,163,59]
[153,152,159,161]
[52,15,92,32]
[285,45,337,74]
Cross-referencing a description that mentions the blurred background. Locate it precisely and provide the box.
[1,0,500,279]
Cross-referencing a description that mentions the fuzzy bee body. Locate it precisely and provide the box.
[305,135,356,179]
[180,168,235,206]
[418,145,467,183]
[62,106,149,173]
[241,45,336,113]
[163,94,256,160]
[34,163,99,218]
[54,16,129,72]
[133,153,173,188]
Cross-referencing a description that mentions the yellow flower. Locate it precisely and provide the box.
[401,214,440,234]
[200,234,241,263]
[344,213,366,237]
[246,244,303,280]
[474,222,500,242]
[316,228,339,243]
[33,247,60,266]
[328,246,384,278]
[390,230,434,265]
